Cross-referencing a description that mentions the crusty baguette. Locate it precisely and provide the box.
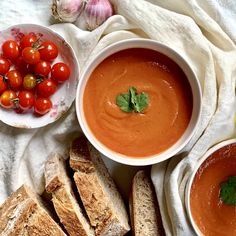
[130,170,165,236]
[45,153,95,236]
[69,136,130,236]
[0,184,66,236]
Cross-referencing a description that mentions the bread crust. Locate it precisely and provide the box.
[73,172,112,227]
[70,136,95,173]
[25,204,65,236]
[70,136,130,236]
[0,198,37,236]
[0,185,66,236]
[130,170,165,236]
[45,153,95,236]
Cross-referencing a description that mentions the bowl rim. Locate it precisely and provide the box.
[0,23,79,128]
[185,138,236,235]
[76,38,202,166]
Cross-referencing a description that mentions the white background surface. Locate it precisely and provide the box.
[0,1,236,235]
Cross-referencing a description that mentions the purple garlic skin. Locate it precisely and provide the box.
[84,0,113,30]
[52,0,84,23]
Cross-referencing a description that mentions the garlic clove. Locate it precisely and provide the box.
[52,0,84,23]
[84,0,113,30]
[74,10,89,30]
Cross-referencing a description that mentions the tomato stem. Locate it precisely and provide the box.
[2,76,8,83]
[36,75,45,83]
[32,37,42,50]
[12,98,19,108]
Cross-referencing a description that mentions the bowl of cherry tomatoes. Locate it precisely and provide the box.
[0,24,79,128]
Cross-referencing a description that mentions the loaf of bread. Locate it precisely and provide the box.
[69,136,130,236]
[0,138,166,236]
[45,153,95,236]
[0,184,66,236]
[129,170,165,236]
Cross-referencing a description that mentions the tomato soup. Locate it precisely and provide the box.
[190,143,236,236]
[83,48,193,157]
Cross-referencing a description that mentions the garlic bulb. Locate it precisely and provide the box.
[74,11,89,30]
[52,0,84,23]
[84,0,113,30]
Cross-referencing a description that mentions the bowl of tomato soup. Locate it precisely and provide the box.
[187,139,236,236]
[76,39,201,165]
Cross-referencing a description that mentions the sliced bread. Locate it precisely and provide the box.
[69,136,130,236]
[130,170,165,236]
[0,184,66,236]
[45,153,95,236]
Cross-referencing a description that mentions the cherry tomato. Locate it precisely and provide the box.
[37,79,57,98]
[51,62,70,83]
[2,40,20,60]
[18,91,34,110]
[7,70,23,91]
[0,57,10,75]
[15,56,34,75]
[34,61,51,77]
[20,33,38,49]
[0,90,17,109]
[34,97,52,115]
[0,76,7,94]
[39,41,58,61]
[23,74,37,90]
[22,47,40,64]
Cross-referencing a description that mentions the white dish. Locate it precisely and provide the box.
[76,38,202,166]
[0,24,79,128]
[186,139,236,235]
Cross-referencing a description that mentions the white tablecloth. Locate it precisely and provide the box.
[0,0,236,235]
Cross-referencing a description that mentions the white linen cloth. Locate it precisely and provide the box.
[0,0,236,235]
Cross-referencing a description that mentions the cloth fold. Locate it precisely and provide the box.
[0,1,236,235]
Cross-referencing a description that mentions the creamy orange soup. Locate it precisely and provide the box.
[83,48,192,157]
[190,143,236,236]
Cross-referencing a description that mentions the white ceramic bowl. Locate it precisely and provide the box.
[186,139,236,235]
[76,39,202,166]
[0,24,79,128]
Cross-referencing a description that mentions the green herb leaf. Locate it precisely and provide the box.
[116,87,149,113]
[129,87,137,106]
[133,92,149,113]
[220,176,236,205]
[116,93,133,112]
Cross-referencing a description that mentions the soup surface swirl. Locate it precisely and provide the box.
[83,48,193,157]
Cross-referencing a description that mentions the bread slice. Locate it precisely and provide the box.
[130,170,165,236]
[0,184,66,236]
[69,136,130,236]
[45,153,95,236]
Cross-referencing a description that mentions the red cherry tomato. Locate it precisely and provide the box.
[15,56,34,75]
[34,97,52,115]
[34,61,51,77]
[0,76,7,94]
[23,74,37,90]
[2,40,20,60]
[7,70,23,91]
[51,62,70,83]
[18,90,34,110]
[22,47,40,64]
[37,79,57,98]
[0,57,10,75]
[0,90,17,109]
[39,41,58,61]
[20,33,38,49]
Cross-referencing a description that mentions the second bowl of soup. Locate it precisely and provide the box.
[186,139,236,236]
